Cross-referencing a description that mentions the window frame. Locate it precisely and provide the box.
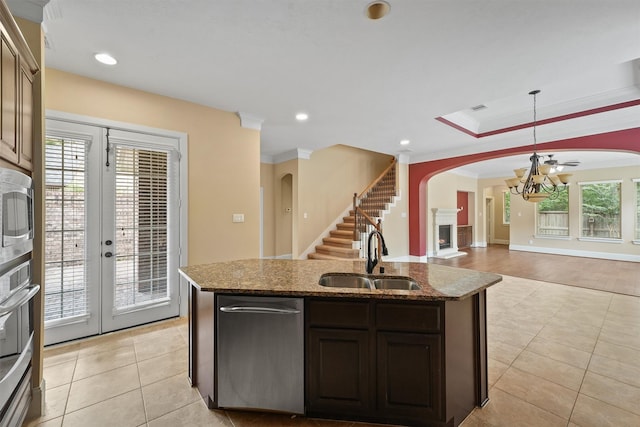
[502,191,510,225]
[634,178,640,244]
[578,180,623,243]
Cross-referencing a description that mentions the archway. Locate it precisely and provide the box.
[408,128,640,256]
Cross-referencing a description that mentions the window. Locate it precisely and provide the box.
[579,181,621,240]
[635,179,640,241]
[537,188,569,237]
[503,191,510,224]
[44,136,88,322]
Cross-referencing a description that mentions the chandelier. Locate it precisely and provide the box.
[505,90,571,203]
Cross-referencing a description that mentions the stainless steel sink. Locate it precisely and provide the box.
[318,274,372,289]
[372,278,421,291]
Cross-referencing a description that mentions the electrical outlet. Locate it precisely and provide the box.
[232,213,244,223]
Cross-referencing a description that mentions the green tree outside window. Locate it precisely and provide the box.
[580,182,621,239]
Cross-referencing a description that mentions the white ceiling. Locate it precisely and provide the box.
[14,0,640,175]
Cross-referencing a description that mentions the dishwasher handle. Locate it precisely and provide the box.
[219,305,301,315]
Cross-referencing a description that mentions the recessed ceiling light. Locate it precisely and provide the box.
[295,112,309,121]
[94,53,117,65]
[400,139,410,145]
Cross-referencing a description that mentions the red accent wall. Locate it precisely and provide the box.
[457,192,468,225]
[408,127,640,256]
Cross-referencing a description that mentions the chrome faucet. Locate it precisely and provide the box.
[366,230,388,274]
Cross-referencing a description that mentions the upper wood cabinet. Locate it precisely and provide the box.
[0,33,18,164]
[18,61,33,170]
[0,6,39,171]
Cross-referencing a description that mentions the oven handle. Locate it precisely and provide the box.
[0,285,40,317]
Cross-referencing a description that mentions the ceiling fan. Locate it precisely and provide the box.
[543,154,580,169]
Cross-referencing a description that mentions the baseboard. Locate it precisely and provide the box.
[26,378,45,421]
[492,239,510,245]
[509,244,640,262]
[386,255,427,263]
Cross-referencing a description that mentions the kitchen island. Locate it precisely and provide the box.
[179,259,501,427]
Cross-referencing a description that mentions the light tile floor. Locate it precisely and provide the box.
[25,275,640,427]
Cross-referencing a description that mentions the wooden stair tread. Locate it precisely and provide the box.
[337,223,355,230]
[307,160,396,260]
[315,245,360,258]
[330,230,354,238]
[308,252,352,261]
[322,237,354,247]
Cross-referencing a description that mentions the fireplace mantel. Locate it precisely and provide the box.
[432,208,468,259]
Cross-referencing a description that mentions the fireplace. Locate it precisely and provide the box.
[432,208,467,259]
[439,225,451,249]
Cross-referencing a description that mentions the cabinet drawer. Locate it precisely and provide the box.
[307,299,369,329]
[376,303,441,333]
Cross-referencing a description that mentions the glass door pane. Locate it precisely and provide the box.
[43,120,101,345]
[101,129,179,333]
[113,147,169,311]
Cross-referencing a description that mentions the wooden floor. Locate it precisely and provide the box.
[429,244,640,297]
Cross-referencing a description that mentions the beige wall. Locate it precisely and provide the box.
[45,69,261,264]
[380,161,409,258]
[426,172,477,255]
[493,187,510,243]
[260,163,275,257]
[273,159,298,257]
[508,165,639,258]
[475,178,511,246]
[262,145,393,258]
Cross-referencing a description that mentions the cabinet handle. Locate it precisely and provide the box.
[220,305,300,315]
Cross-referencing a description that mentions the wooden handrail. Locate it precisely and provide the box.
[354,203,378,228]
[352,156,397,242]
[357,157,397,199]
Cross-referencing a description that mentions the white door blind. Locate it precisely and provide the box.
[44,136,89,323]
[112,145,170,312]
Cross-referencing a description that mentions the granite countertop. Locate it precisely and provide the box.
[179,259,502,301]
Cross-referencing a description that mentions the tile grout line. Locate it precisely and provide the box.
[565,292,613,425]
[490,284,580,423]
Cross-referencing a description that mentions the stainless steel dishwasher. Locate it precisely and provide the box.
[217,295,304,414]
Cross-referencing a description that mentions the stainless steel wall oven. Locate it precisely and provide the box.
[0,168,38,427]
[0,169,34,265]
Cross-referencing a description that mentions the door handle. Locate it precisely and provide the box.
[104,252,113,258]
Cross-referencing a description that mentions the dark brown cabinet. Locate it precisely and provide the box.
[306,299,453,426]
[307,328,371,415]
[189,285,488,427]
[377,332,442,421]
[457,225,472,249]
[306,299,372,416]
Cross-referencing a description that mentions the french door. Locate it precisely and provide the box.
[43,119,181,345]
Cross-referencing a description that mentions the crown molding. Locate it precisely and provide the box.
[6,0,50,23]
[236,111,264,131]
[271,148,313,164]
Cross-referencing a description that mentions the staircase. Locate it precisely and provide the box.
[308,159,397,260]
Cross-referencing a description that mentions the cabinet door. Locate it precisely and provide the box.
[0,33,18,164]
[377,332,443,422]
[307,328,371,416]
[18,63,33,171]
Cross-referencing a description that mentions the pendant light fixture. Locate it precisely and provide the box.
[505,90,571,203]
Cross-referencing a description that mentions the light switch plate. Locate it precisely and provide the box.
[232,213,244,223]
